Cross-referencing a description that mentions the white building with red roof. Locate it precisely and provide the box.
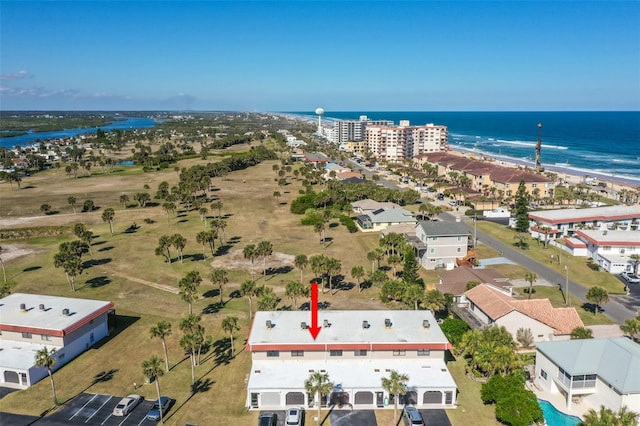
[528,205,640,238]
[0,293,115,389]
[574,229,640,274]
[245,310,457,411]
[463,284,584,343]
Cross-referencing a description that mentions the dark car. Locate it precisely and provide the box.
[146,396,171,421]
[258,413,277,426]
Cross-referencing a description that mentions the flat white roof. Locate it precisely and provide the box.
[530,205,640,223]
[578,230,640,245]
[248,310,448,346]
[248,359,457,391]
[0,339,55,370]
[0,293,113,333]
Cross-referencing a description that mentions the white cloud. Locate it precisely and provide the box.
[0,70,31,81]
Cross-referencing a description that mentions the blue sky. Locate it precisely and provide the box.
[1,1,639,111]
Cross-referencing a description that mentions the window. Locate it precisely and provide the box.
[393,350,406,356]
[41,334,51,341]
[457,248,461,252]
[266,350,279,358]
[540,369,548,380]
[330,350,343,357]
[430,248,435,254]
[22,332,32,339]
[417,349,430,356]
[354,350,367,357]
[291,350,304,357]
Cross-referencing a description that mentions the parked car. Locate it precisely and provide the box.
[258,412,277,426]
[112,394,141,416]
[286,407,304,425]
[403,406,425,425]
[448,201,457,206]
[621,271,640,284]
[146,396,171,421]
[437,193,445,200]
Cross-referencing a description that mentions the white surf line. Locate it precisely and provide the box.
[69,394,99,420]
[85,395,112,423]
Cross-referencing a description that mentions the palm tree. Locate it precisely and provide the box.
[524,271,537,299]
[387,254,402,277]
[305,371,334,425]
[101,207,116,235]
[257,286,278,310]
[221,316,240,357]
[243,244,258,280]
[313,222,325,244]
[150,320,172,372]
[630,254,640,275]
[35,347,58,406]
[156,235,173,263]
[209,268,228,304]
[0,245,6,283]
[620,316,640,342]
[285,280,306,309]
[142,356,165,423]
[294,254,308,283]
[171,234,187,263]
[119,193,129,209]
[351,265,365,293]
[211,200,224,218]
[309,255,328,293]
[67,196,77,214]
[179,270,202,314]
[273,191,281,206]
[326,257,341,295]
[241,280,259,320]
[256,240,273,280]
[381,369,409,425]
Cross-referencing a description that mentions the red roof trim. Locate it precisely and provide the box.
[564,237,587,248]
[576,231,639,247]
[529,213,639,225]
[63,303,114,335]
[0,324,64,337]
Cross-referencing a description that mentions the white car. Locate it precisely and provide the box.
[621,272,640,284]
[113,394,142,416]
[285,407,304,426]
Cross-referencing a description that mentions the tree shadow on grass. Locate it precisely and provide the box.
[97,246,114,252]
[84,276,111,288]
[60,369,119,405]
[202,289,221,299]
[82,257,112,268]
[23,266,41,272]
[201,301,225,315]
[215,244,232,256]
[166,378,215,422]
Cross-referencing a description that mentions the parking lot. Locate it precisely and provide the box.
[46,393,160,425]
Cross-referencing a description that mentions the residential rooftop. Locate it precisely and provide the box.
[416,221,470,237]
[247,310,449,349]
[536,338,640,394]
[529,205,640,224]
[0,293,114,335]
[576,229,640,246]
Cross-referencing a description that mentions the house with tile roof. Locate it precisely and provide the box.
[535,338,640,412]
[462,284,584,343]
[245,310,457,411]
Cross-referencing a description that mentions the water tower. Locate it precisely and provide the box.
[315,108,324,134]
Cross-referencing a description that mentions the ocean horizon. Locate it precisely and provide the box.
[290,111,640,184]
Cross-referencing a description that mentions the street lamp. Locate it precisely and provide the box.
[474,213,477,248]
[565,265,570,306]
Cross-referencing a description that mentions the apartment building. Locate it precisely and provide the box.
[574,229,639,274]
[529,205,640,238]
[330,116,394,145]
[0,293,115,389]
[246,310,457,410]
[364,123,447,162]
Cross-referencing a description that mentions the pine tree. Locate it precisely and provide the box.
[402,248,422,286]
[514,180,531,232]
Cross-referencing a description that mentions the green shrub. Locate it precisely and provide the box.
[339,215,357,233]
[290,193,317,214]
[439,317,470,346]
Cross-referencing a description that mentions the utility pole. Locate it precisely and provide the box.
[535,122,544,172]
[565,265,570,306]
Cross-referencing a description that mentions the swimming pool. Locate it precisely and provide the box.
[539,399,582,426]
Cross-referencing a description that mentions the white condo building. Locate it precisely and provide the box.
[364,122,448,162]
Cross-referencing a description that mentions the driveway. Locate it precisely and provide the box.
[330,409,377,426]
[420,409,452,426]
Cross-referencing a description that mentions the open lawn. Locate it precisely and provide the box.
[0,146,403,424]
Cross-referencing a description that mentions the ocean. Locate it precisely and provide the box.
[296,111,640,184]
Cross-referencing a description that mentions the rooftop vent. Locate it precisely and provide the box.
[39,304,45,311]
[20,303,27,312]
[300,322,308,330]
[384,318,392,328]
[323,319,331,328]
[362,320,370,329]
[62,308,70,316]
[265,320,273,329]
[423,320,430,329]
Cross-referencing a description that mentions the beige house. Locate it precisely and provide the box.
[245,310,458,411]
[355,207,416,233]
[462,284,584,343]
[412,221,470,270]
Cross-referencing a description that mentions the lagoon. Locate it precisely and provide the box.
[0,117,158,149]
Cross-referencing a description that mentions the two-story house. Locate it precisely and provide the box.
[535,338,640,412]
[0,293,115,389]
[245,310,457,411]
[574,229,640,274]
[412,222,470,270]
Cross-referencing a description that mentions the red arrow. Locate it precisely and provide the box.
[308,282,322,340]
